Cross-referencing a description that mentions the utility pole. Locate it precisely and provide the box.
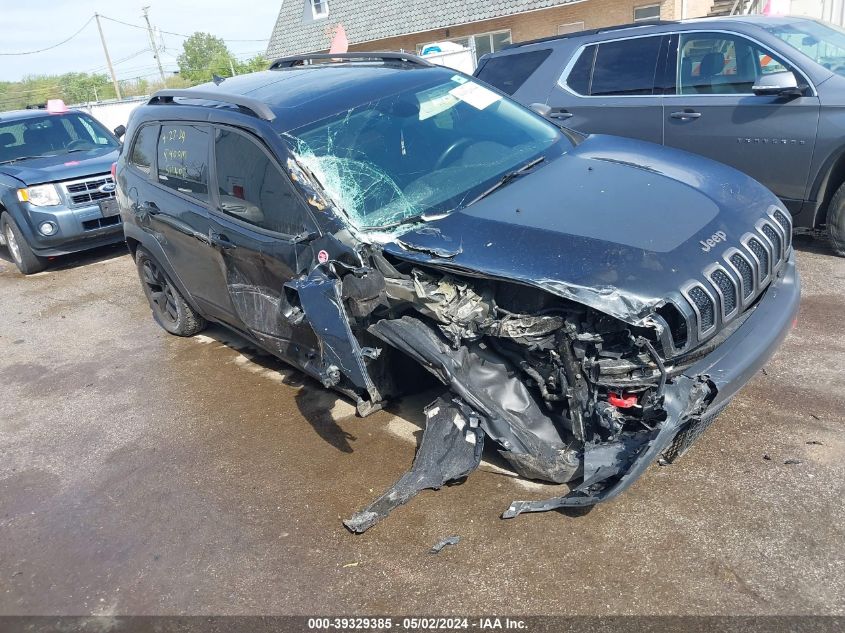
[142,6,167,82]
[229,57,237,77]
[94,13,122,100]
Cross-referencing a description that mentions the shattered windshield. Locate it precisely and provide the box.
[283,74,565,230]
[763,19,845,76]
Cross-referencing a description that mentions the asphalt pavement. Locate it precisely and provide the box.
[0,237,843,615]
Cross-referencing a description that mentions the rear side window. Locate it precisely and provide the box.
[213,128,314,236]
[566,45,596,94]
[475,49,552,95]
[129,124,158,174]
[564,36,662,96]
[157,124,209,200]
[591,36,662,96]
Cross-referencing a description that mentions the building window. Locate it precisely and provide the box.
[418,30,511,66]
[558,21,585,35]
[633,4,661,21]
[311,0,328,19]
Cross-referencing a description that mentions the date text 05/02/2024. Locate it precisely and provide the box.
[307,617,528,630]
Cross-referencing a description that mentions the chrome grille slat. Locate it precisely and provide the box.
[678,209,789,348]
[60,174,115,209]
[771,208,793,253]
[761,223,783,263]
[746,236,771,286]
[682,283,717,338]
[709,266,738,319]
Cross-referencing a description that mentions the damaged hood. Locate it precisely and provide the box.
[383,134,781,324]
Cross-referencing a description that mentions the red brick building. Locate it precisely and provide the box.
[267,0,716,67]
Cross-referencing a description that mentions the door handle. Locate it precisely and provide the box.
[549,108,574,120]
[208,230,237,250]
[670,110,702,120]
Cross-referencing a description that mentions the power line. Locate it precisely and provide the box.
[0,17,94,56]
[98,14,269,42]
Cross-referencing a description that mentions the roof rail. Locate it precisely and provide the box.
[147,89,276,122]
[269,51,433,70]
[505,20,678,49]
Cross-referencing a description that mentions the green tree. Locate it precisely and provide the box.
[177,32,236,83]
[58,72,113,104]
[236,54,269,75]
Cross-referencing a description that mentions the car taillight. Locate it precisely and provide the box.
[110,162,117,179]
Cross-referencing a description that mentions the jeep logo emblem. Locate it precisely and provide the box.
[98,182,116,194]
[700,231,727,252]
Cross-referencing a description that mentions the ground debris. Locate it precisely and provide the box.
[429,536,461,554]
[784,458,803,465]
[806,440,824,445]
[763,454,772,461]
[343,396,483,534]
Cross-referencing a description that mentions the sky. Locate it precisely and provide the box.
[0,0,283,82]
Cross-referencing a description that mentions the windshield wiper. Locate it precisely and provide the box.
[465,156,546,207]
[0,154,47,165]
[364,209,453,231]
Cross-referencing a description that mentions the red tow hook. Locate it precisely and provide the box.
[608,392,639,409]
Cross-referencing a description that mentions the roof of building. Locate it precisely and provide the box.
[266,0,583,59]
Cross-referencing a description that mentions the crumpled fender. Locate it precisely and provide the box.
[285,266,381,403]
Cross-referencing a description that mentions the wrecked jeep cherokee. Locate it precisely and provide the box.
[117,52,800,532]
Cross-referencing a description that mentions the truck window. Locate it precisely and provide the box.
[475,49,552,96]
[677,33,791,95]
[565,45,596,95]
[590,35,662,96]
[213,128,314,236]
[156,124,209,200]
[129,124,158,174]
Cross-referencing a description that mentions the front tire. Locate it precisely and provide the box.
[1,212,46,274]
[135,247,207,336]
[826,181,845,257]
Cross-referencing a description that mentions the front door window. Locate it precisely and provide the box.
[213,128,315,237]
[677,33,792,95]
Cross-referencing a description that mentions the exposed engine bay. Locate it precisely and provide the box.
[285,247,718,533]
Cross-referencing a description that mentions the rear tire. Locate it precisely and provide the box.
[826,181,845,257]
[1,212,46,274]
[135,247,207,336]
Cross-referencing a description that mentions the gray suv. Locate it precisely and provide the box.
[0,106,123,273]
[475,15,845,255]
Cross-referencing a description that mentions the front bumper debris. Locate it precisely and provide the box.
[342,256,798,532]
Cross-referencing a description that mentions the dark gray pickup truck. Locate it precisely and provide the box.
[475,15,845,255]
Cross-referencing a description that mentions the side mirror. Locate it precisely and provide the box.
[529,102,552,117]
[752,71,804,97]
[113,125,126,140]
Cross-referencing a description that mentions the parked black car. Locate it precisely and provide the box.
[117,53,799,532]
[0,105,124,273]
[475,15,845,255]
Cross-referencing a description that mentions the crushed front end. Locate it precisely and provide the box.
[287,221,798,532]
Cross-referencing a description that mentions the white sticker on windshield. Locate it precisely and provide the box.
[448,81,501,110]
[417,85,459,120]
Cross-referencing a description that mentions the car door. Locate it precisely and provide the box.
[545,34,667,144]
[663,31,820,209]
[206,125,321,359]
[128,121,238,322]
